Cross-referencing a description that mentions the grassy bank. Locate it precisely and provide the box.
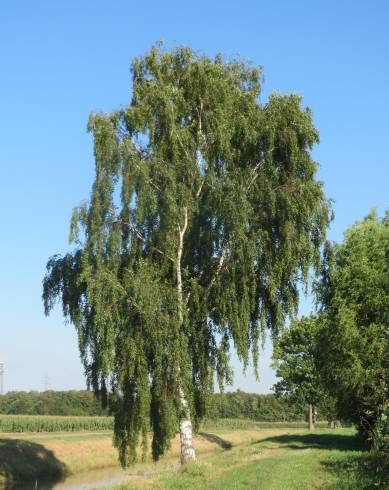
[0,432,115,486]
[1,425,385,489]
[113,429,388,489]
[0,425,305,487]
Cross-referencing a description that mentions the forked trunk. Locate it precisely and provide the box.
[308,403,315,430]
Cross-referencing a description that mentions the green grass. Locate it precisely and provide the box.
[200,418,328,431]
[114,429,388,489]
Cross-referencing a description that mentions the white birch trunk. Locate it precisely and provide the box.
[179,388,196,463]
[177,208,196,463]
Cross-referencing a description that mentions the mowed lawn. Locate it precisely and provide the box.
[113,429,388,490]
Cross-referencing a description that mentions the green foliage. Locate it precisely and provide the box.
[42,44,330,464]
[272,316,327,412]
[317,210,389,450]
[371,405,389,453]
[0,414,113,432]
[0,391,107,416]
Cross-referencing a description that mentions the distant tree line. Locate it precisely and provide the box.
[207,390,334,422]
[0,389,334,421]
[0,390,106,416]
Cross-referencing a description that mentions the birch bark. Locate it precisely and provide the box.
[177,207,196,463]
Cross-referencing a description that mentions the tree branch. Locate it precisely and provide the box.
[247,148,274,189]
[196,178,205,199]
[176,131,193,162]
[207,247,228,292]
[116,219,174,262]
[177,207,188,326]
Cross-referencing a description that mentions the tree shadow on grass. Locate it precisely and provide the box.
[198,432,232,450]
[257,433,388,488]
[258,432,365,452]
[0,438,68,488]
[321,452,389,489]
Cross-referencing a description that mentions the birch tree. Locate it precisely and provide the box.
[43,45,330,465]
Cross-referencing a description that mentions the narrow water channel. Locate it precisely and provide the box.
[10,462,180,490]
[50,466,133,490]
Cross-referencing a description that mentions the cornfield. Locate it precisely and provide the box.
[0,414,113,432]
[0,415,330,433]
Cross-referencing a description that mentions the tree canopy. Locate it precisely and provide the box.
[43,44,330,465]
[317,210,389,450]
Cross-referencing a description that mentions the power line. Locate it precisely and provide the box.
[0,362,4,395]
[43,374,50,392]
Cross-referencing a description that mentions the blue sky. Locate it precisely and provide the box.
[1,1,388,393]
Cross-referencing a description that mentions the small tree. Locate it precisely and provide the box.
[273,316,325,430]
[43,44,330,465]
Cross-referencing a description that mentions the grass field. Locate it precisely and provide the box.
[0,423,387,489]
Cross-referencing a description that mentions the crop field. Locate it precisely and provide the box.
[0,414,330,434]
[0,414,113,432]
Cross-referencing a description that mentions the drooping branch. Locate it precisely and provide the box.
[204,148,273,292]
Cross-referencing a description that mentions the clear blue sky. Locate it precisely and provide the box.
[1,0,388,393]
